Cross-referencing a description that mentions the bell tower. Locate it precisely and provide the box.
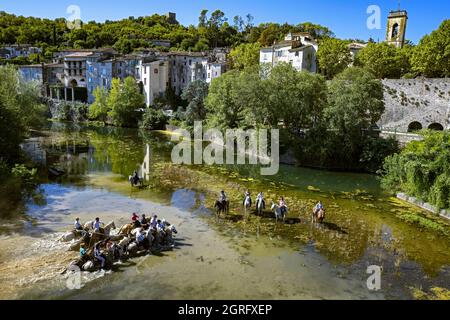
[386,5,408,48]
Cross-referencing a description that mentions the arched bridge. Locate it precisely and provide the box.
[378,79,450,133]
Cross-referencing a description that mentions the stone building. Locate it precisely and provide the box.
[139,58,170,107]
[0,44,41,59]
[259,32,319,73]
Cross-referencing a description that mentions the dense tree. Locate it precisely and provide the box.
[326,67,384,134]
[140,108,167,130]
[411,19,450,77]
[265,63,327,132]
[381,131,450,209]
[181,80,209,126]
[0,11,336,58]
[107,77,145,127]
[205,70,244,129]
[355,42,411,78]
[228,43,261,70]
[317,38,352,79]
[88,87,109,122]
[0,66,46,165]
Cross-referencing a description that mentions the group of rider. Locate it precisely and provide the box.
[218,190,324,217]
[74,213,171,269]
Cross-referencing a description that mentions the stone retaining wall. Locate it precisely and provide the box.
[397,193,450,220]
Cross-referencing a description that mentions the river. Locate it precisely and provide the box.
[0,122,449,300]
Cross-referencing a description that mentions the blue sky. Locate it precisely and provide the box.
[1,0,448,43]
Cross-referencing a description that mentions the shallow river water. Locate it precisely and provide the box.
[0,122,449,300]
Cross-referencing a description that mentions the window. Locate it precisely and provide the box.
[144,78,147,85]
[144,67,147,74]
[295,51,299,57]
[189,60,192,65]
[154,69,158,74]
[392,23,399,39]
[208,73,211,78]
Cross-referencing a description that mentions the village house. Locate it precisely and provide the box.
[259,32,319,73]
[19,46,228,106]
[166,51,227,97]
[139,58,170,107]
[0,44,41,59]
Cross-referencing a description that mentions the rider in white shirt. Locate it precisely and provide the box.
[256,192,265,209]
[93,217,101,232]
[74,218,82,231]
[136,228,146,244]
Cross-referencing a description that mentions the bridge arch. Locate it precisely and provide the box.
[428,123,444,131]
[408,121,423,132]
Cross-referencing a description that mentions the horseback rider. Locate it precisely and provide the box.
[132,213,141,228]
[219,191,227,204]
[94,243,106,269]
[243,190,252,207]
[279,197,288,215]
[74,218,83,231]
[150,215,158,229]
[136,227,146,245]
[79,244,87,258]
[93,217,102,233]
[141,214,149,227]
[314,201,324,214]
[132,170,140,185]
[256,192,265,209]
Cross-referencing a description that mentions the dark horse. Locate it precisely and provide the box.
[214,200,229,217]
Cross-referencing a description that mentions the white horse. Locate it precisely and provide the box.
[243,195,252,216]
[84,221,116,236]
[256,198,265,216]
[59,229,86,242]
[271,203,287,223]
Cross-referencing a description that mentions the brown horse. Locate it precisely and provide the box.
[118,223,134,236]
[312,208,326,224]
[214,200,229,217]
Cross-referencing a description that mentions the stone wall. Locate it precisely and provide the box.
[378,78,450,132]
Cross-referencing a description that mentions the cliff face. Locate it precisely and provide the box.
[378,79,450,132]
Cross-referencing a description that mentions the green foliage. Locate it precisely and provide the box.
[355,42,411,78]
[140,108,168,130]
[317,38,352,79]
[228,43,261,70]
[0,10,334,58]
[107,77,145,127]
[326,67,384,134]
[51,101,88,122]
[11,164,38,195]
[89,86,109,122]
[0,65,46,165]
[381,131,450,209]
[181,80,209,126]
[360,136,400,173]
[411,19,450,77]
[205,63,327,132]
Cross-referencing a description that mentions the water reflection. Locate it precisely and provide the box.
[16,122,450,292]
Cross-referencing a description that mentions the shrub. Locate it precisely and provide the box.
[140,108,168,131]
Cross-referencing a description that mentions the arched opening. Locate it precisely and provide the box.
[391,23,399,39]
[408,121,422,132]
[70,79,78,88]
[428,123,444,131]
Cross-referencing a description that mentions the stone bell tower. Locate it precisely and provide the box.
[386,8,408,48]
